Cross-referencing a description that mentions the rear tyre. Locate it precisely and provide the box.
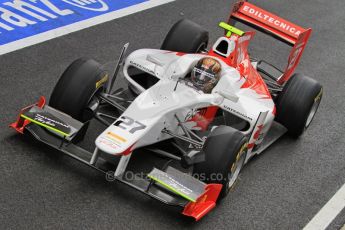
[49,58,109,122]
[275,73,323,137]
[193,126,248,199]
[161,19,209,53]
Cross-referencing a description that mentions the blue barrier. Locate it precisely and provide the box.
[0,0,147,46]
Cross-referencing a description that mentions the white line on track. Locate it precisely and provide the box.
[0,0,175,55]
[303,183,345,230]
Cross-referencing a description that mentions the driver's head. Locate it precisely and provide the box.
[191,57,222,93]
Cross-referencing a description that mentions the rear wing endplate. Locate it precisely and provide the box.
[229,1,312,84]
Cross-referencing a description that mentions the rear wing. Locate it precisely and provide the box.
[229,1,312,84]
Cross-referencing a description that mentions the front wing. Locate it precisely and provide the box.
[10,97,222,221]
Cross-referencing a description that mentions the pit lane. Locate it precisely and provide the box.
[1,0,345,229]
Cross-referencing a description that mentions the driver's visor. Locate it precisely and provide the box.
[192,67,216,82]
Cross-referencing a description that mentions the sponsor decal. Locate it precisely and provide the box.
[62,0,108,12]
[33,113,69,128]
[314,88,323,102]
[96,74,108,89]
[223,105,253,121]
[21,112,71,136]
[107,131,126,143]
[129,60,155,76]
[0,0,175,54]
[241,4,302,37]
[99,133,127,149]
[148,169,196,202]
[114,116,146,134]
[162,174,193,196]
[193,67,216,79]
[99,138,120,149]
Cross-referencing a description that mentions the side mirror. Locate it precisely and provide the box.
[216,89,239,103]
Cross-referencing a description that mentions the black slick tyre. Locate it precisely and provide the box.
[49,58,108,122]
[193,126,248,199]
[275,73,323,137]
[161,19,209,53]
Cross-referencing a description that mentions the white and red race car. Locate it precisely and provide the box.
[11,1,322,221]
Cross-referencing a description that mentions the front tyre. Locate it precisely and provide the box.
[193,126,248,199]
[49,58,108,122]
[275,73,323,137]
[161,19,209,53]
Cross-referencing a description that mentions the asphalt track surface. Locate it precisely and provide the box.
[1,0,345,229]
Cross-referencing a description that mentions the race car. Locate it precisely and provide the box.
[10,1,322,221]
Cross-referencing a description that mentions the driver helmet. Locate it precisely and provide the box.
[191,57,222,93]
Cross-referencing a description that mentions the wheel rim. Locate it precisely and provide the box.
[305,91,322,128]
[228,145,247,189]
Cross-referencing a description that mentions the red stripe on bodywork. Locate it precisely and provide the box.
[188,106,219,131]
[176,52,186,56]
[121,143,135,156]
